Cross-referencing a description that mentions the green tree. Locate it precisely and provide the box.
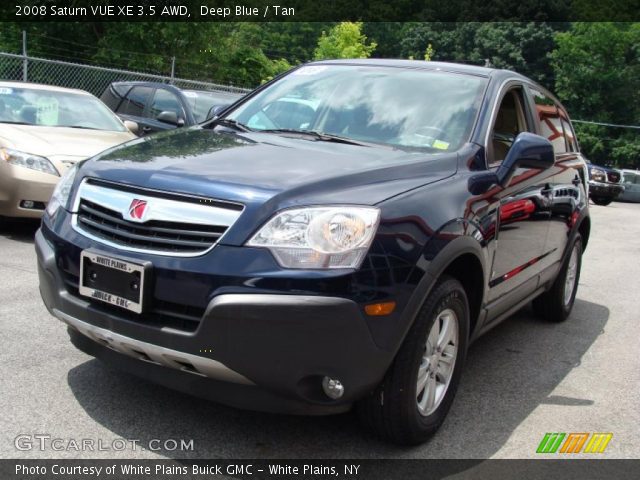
[314,22,377,60]
[400,22,561,87]
[424,43,435,61]
[552,22,640,167]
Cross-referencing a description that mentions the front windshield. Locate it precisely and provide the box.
[227,65,487,151]
[184,90,239,123]
[0,86,126,131]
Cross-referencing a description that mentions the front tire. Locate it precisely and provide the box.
[591,196,613,206]
[533,233,582,322]
[357,276,469,445]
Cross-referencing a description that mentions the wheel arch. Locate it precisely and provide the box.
[577,215,591,251]
[399,235,488,349]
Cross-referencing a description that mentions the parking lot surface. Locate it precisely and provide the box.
[1,202,638,459]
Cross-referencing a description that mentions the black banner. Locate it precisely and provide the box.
[1,0,640,22]
[2,459,639,480]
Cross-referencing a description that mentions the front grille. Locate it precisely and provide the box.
[77,199,226,254]
[607,171,621,183]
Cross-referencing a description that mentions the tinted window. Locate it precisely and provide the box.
[528,87,566,154]
[490,88,529,164]
[100,83,130,111]
[149,89,184,120]
[119,86,153,117]
[228,66,487,152]
[561,117,578,152]
[183,90,239,123]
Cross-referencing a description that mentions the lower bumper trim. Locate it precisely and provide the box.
[52,308,254,386]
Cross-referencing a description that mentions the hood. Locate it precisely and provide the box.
[0,124,135,169]
[80,128,458,244]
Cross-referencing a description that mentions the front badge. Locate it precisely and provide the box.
[128,199,148,221]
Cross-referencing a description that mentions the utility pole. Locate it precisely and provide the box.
[170,56,176,83]
[22,30,27,82]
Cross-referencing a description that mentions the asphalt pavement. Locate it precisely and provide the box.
[1,202,638,459]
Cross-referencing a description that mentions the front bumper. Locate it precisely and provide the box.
[0,162,58,218]
[36,228,392,415]
[589,180,624,199]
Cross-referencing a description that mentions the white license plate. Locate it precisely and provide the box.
[79,251,145,314]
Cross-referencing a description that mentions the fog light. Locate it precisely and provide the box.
[20,200,45,210]
[322,376,344,399]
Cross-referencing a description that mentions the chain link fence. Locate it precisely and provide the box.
[0,52,251,97]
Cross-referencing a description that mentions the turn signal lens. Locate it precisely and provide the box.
[364,301,396,316]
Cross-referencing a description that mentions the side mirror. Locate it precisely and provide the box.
[206,104,229,121]
[157,110,184,127]
[467,132,554,195]
[123,120,138,134]
[495,132,554,187]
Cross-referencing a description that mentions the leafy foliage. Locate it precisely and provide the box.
[553,23,640,167]
[400,22,561,87]
[314,22,377,60]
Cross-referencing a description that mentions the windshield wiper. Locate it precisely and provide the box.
[259,129,370,147]
[1,120,31,125]
[60,125,100,130]
[210,118,252,132]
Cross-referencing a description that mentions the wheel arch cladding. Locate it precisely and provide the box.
[438,253,484,338]
[578,215,591,251]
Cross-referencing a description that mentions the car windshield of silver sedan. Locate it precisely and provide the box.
[226,65,487,151]
[0,86,127,132]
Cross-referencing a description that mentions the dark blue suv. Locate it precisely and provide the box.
[36,60,590,445]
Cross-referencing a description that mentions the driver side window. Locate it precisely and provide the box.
[489,88,529,166]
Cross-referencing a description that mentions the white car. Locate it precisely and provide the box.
[0,81,136,220]
[619,169,640,203]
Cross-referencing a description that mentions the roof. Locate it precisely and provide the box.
[0,81,91,95]
[309,58,529,80]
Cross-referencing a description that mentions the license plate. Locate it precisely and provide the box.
[79,251,146,314]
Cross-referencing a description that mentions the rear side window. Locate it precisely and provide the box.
[118,86,153,117]
[149,89,184,120]
[561,117,578,152]
[528,87,567,154]
[100,84,129,111]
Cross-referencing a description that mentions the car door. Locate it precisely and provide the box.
[484,83,556,311]
[115,85,154,136]
[527,86,587,284]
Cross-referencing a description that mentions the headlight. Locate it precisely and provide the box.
[590,167,606,181]
[247,206,380,269]
[0,148,59,176]
[45,163,79,217]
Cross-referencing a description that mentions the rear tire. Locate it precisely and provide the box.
[533,234,582,323]
[591,196,613,206]
[357,276,469,445]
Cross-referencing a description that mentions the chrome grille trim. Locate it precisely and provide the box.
[71,178,243,257]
